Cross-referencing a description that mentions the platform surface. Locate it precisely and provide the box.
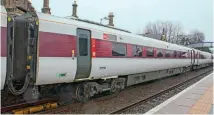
[146,72,213,114]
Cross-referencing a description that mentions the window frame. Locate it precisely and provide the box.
[165,50,172,58]
[156,48,164,58]
[132,45,143,57]
[112,42,127,57]
[145,47,154,58]
[79,34,89,56]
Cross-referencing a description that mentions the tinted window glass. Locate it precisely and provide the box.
[156,49,163,57]
[79,34,88,56]
[200,54,205,59]
[132,45,142,57]
[187,50,190,58]
[181,52,187,58]
[29,24,35,38]
[112,42,126,56]
[173,51,177,58]
[146,47,154,57]
[177,51,182,58]
[165,50,171,58]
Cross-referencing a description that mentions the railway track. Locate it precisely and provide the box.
[1,98,58,114]
[38,67,212,114]
[110,69,213,114]
[1,67,212,114]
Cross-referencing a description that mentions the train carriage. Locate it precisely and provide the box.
[1,5,212,102]
[36,12,194,85]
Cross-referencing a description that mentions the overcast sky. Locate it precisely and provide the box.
[31,0,213,41]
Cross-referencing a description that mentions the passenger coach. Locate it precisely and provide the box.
[1,5,212,102]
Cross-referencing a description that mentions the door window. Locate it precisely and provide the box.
[79,33,88,56]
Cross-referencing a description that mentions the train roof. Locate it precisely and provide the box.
[36,12,211,54]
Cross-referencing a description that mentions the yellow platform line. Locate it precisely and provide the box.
[188,84,213,114]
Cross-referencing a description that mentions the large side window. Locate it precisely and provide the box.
[200,54,205,59]
[165,50,171,58]
[146,47,154,57]
[181,52,187,58]
[177,51,182,58]
[156,49,164,58]
[132,45,142,57]
[79,34,88,56]
[112,42,126,56]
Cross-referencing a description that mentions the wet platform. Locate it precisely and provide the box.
[146,72,213,114]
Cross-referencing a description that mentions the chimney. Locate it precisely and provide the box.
[108,12,114,27]
[42,0,51,14]
[72,0,78,18]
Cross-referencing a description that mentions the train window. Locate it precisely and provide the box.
[29,24,35,38]
[156,49,163,57]
[200,54,205,59]
[181,52,187,58]
[112,42,126,56]
[165,50,171,58]
[199,54,202,59]
[146,47,154,57]
[79,34,88,56]
[177,51,182,58]
[187,51,190,58]
[132,45,142,57]
[173,51,177,58]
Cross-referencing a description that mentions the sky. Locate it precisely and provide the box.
[31,0,213,41]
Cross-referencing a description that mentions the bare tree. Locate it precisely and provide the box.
[176,34,191,46]
[143,21,182,43]
[188,29,205,44]
[141,21,206,46]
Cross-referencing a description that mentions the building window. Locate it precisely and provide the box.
[132,45,142,57]
[146,47,154,57]
[165,50,171,58]
[156,49,164,57]
[112,42,126,56]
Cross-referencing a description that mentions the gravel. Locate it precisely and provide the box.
[119,72,211,114]
[40,67,213,114]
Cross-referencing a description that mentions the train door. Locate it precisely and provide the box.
[191,49,195,65]
[196,52,199,65]
[75,28,92,80]
[190,50,194,65]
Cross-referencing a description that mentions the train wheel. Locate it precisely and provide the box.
[75,83,90,103]
[110,79,122,94]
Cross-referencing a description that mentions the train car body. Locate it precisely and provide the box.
[35,13,196,85]
[1,5,7,90]
[1,6,212,102]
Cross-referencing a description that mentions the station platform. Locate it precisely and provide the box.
[146,72,213,114]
